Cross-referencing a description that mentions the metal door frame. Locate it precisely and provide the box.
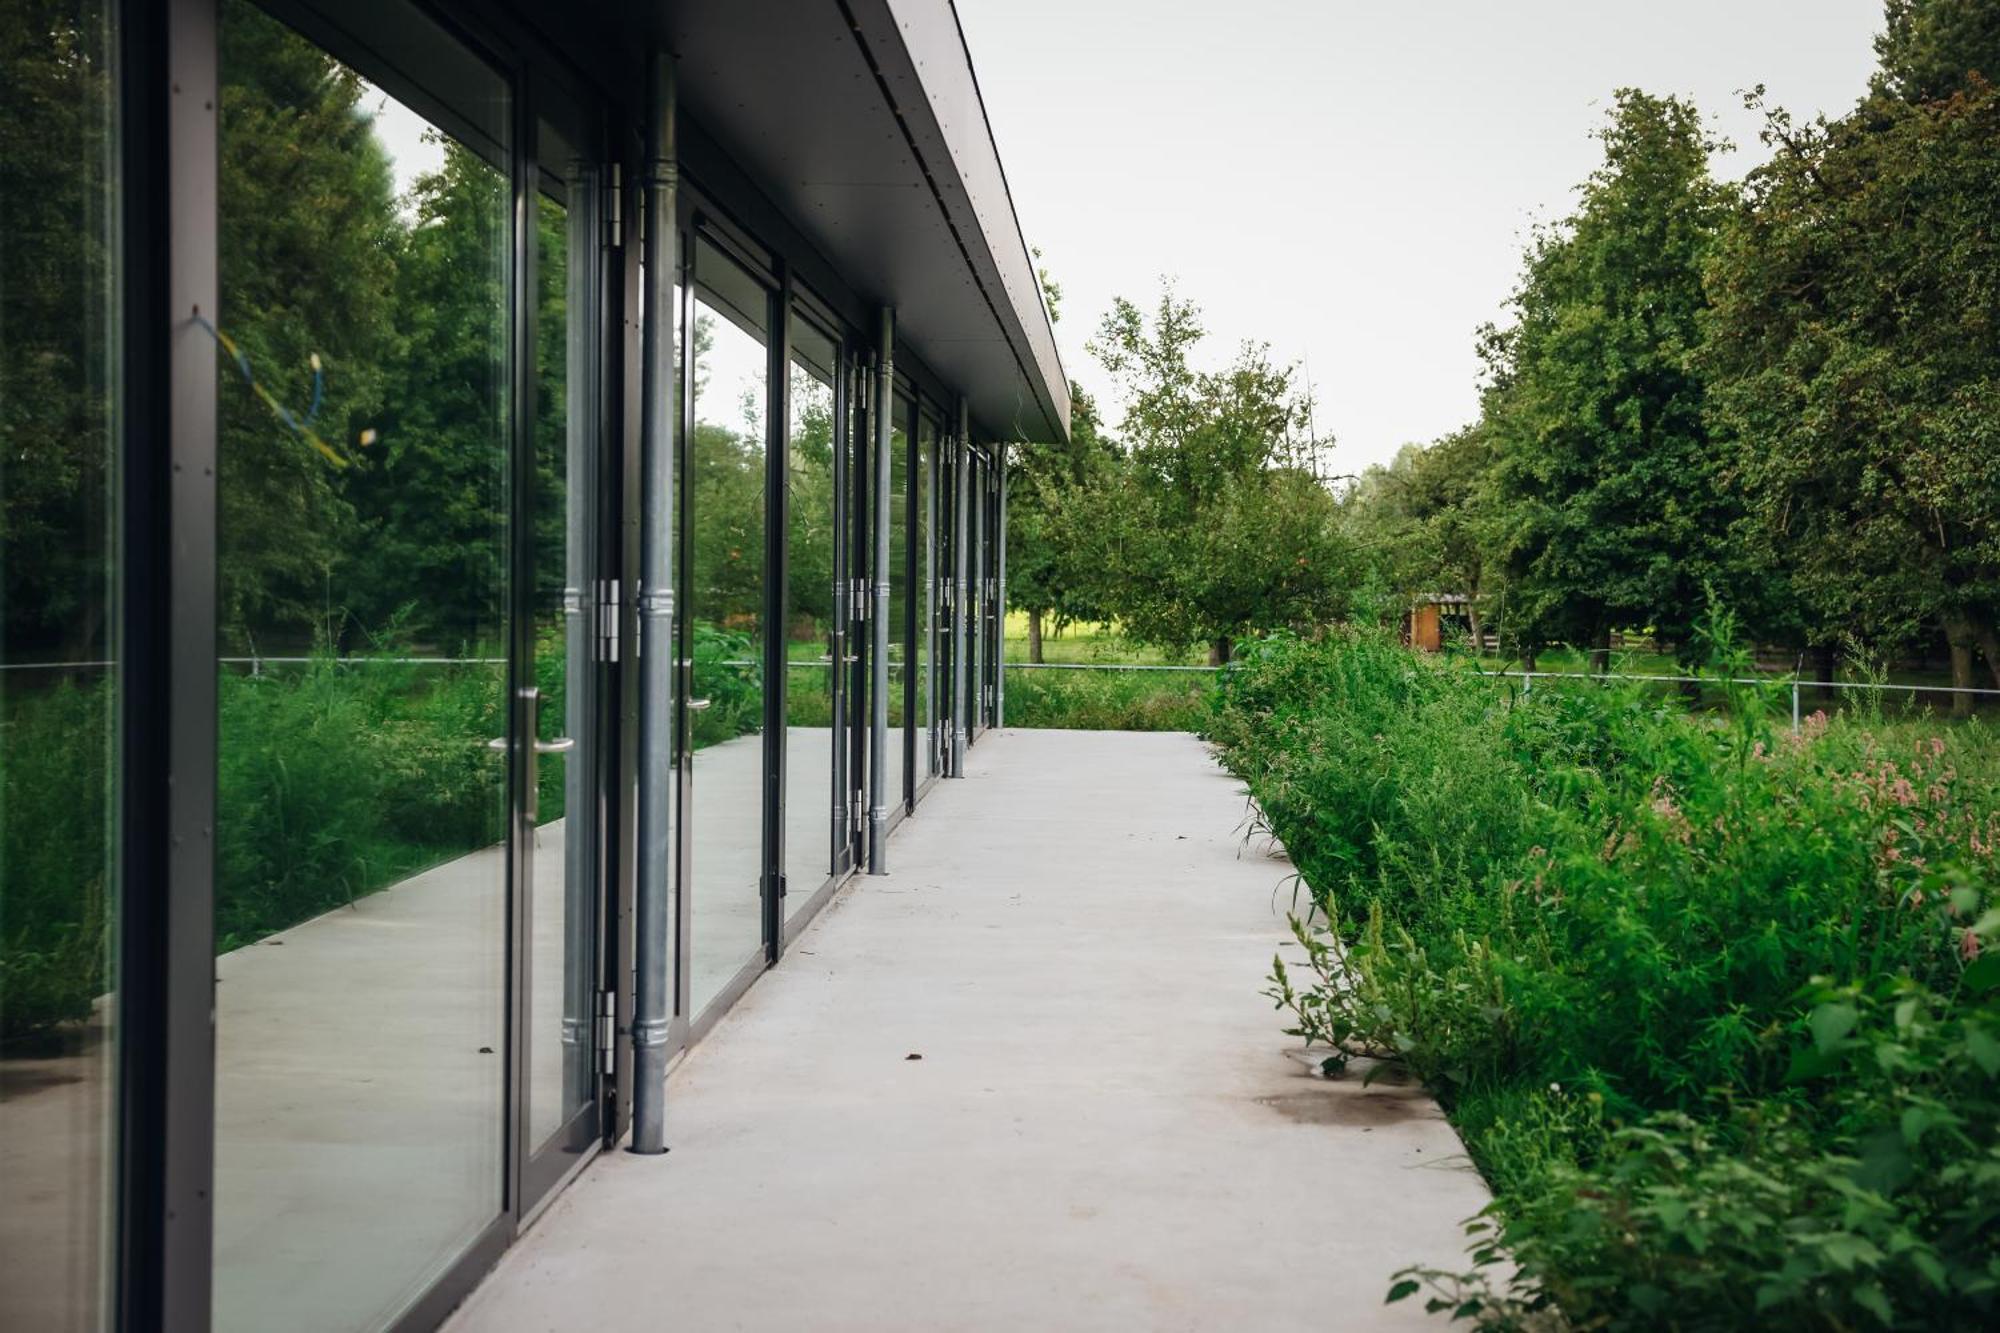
[516,67,625,1220]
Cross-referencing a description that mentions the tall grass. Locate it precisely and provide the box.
[1211,629,2000,1330]
[3,620,771,1041]
[1004,666,1213,730]
[0,677,114,1036]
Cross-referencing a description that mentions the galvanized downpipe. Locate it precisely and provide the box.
[951,400,970,777]
[995,448,1008,729]
[868,309,894,872]
[631,50,677,1157]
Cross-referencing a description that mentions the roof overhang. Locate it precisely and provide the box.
[637,0,1069,444]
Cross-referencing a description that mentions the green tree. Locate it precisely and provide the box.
[0,0,118,660]
[216,0,401,649]
[341,137,510,648]
[1480,90,1743,669]
[1342,426,1494,644]
[786,365,838,638]
[1874,0,2000,103]
[1083,284,1353,662]
[1704,77,2000,708]
[1005,386,1117,660]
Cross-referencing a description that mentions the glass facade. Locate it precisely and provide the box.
[0,0,1045,1324]
[0,2,120,1326]
[785,319,838,915]
[887,395,910,809]
[527,113,601,1160]
[917,415,938,779]
[684,238,769,1015]
[211,4,512,1326]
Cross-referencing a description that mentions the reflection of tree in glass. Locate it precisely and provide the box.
[788,366,837,634]
[216,0,400,650]
[690,310,767,635]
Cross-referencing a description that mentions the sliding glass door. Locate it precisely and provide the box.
[207,4,620,1326]
[0,3,121,1325]
[210,6,514,1327]
[785,317,840,921]
[521,96,610,1209]
[680,235,772,1018]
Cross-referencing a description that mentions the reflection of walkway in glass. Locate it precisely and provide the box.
[689,727,847,1013]
[0,1007,111,1327]
[0,729,905,1329]
[2,830,520,1333]
[209,838,508,1332]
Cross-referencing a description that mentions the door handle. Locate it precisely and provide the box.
[688,697,713,712]
[487,685,575,754]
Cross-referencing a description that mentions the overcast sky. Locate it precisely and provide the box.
[954,0,1886,475]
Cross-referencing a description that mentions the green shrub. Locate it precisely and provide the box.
[0,678,112,1038]
[1003,665,1210,730]
[1215,628,2000,1329]
[689,622,761,749]
[215,650,505,949]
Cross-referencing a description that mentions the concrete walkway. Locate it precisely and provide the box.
[447,729,1490,1332]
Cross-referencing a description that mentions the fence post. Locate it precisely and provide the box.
[1791,680,1801,735]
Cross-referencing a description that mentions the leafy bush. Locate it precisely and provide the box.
[1003,665,1211,731]
[216,650,505,949]
[0,678,113,1038]
[690,622,762,749]
[1213,628,2000,1329]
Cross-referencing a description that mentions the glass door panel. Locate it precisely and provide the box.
[785,321,838,918]
[0,3,120,1325]
[212,3,510,1327]
[886,398,909,810]
[684,239,769,1016]
[969,455,984,738]
[917,415,938,782]
[841,354,870,870]
[524,115,600,1172]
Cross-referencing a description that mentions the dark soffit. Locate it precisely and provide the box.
[656,0,1069,444]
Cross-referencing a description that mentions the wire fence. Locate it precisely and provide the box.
[1001,659,2000,731]
[1003,661,1214,673]
[13,655,1998,732]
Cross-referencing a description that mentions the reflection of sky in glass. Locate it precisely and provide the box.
[697,308,769,441]
[361,81,444,209]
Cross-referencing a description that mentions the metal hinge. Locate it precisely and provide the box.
[851,577,870,621]
[602,163,623,249]
[598,577,621,662]
[598,990,617,1075]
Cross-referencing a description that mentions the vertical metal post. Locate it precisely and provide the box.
[829,352,849,871]
[762,275,791,951]
[630,50,677,1157]
[122,1,219,1324]
[951,401,970,776]
[1792,679,1802,735]
[995,448,1008,729]
[868,310,894,871]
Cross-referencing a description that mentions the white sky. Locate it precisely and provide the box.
[364,82,444,210]
[954,0,1885,473]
